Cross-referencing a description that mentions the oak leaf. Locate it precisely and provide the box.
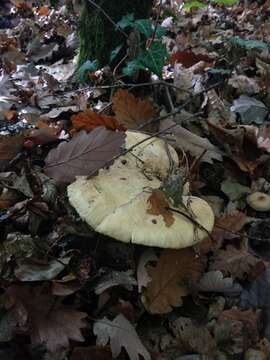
[147,189,174,227]
[212,210,247,248]
[112,89,157,131]
[44,127,125,185]
[3,285,87,353]
[210,245,259,279]
[71,109,125,133]
[143,248,206,314]
[93,314,150,360]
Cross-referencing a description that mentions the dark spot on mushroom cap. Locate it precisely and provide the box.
[121,159,127,165]
[152,219,157,224]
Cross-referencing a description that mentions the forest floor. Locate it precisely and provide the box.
[1,1,270,359]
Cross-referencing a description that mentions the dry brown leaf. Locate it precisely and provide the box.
[218,309,260,343]
[147,189,174,227]
[112,89,157,131]
[44,127,125,185]
[212,210,247,248]
[210,245,259,279]
[143,248,206,314]
[3,285,87,353]
[71,109,125,133]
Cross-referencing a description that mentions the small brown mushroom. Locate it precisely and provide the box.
[246,192,270,212]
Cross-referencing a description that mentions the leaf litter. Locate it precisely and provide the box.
[1,0,270,359]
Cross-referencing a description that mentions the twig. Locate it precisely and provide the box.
[86,111,202,179]
[86,0,128,38]
[147,0,162,50]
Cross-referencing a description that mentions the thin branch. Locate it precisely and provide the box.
[147,0,162,49]
[86,0,128,38]
[86,111,202,179]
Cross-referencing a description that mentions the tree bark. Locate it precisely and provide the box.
[77,0,153,67]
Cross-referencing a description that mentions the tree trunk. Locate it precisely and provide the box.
[77,0,153,67]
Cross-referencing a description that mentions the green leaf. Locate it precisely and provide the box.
[229,36,268,50]
[156,25,167,39]
[77,60,99,83]
[117,13,134,29]
[208,68,231,75]
[122,58,146,76]
[183,1,207,11]
[211,0,238,5]
[110,44,124,63]
[134,19,153,38]
[141,41,168,77]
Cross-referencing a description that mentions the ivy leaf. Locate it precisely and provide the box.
[117,13,134,29]
[140,41,168,77]
[110,44,124,63]
[122,58,146,76]
[77,60,99,83]
[229,37,268,50]
[134,19,153,38]
[156,25,167,39]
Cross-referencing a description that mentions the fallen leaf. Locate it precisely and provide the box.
[137,249,158,293]
[71,346,122,360]
[37,6,50,16]
[194,270,242,293]
[168,51,212,68]
[71,109,125,133]
[231,95,268,125]
[212,210,247,248]
[143,248,206,314]
[93,270,137,295]
[170,316,216,354]
[147,189,174,227]
[112,89,157,131]
[14,257,70,281]
[210,245,259,279]
[93,314,150,360]
[0,134,24,171]
[44,127,125,185]
[160,117,223,164]
[3,285,87,353]
[218,309,260,343]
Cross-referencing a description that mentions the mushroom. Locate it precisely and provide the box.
[246,192,270,212]
[68,131,215,249]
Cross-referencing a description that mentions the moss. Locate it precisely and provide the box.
[77,0,153,68]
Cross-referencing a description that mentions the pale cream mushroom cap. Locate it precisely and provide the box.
[68,131,215,249]
[247,192,270,212]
